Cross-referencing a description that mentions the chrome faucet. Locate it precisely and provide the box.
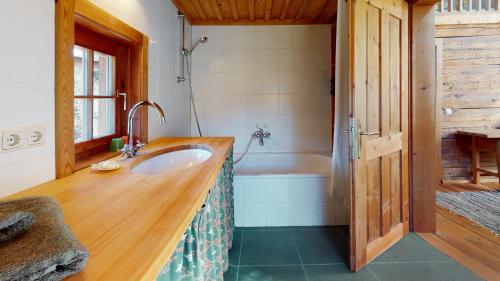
[121,101,166,158]
[253,126,271,146]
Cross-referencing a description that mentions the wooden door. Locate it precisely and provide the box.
[349,0,410,271]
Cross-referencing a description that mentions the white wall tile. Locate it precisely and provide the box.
[313,177,333,203]
[235,175,335,227]
[290,203,313,226]
[191,25,331,154]
[278,72,295,95]
[266,178,290,203]
[2,0,192,196]
[262,95,279,115]
[234,178,245,226]
[247,26,279,49]
[279,95,294,114]
[313,203,335,226]
[266,204,290,226]
[263,72,279,94]
[244,178,266,203]
[244,203,266,226]
[290,178,313,203]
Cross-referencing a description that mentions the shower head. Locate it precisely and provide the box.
[184,36,208,55]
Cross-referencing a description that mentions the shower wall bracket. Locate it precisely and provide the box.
[177,11,187,83]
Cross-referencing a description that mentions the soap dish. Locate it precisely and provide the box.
[91,160,120,171]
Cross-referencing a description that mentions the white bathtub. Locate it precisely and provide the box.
[234,153,331,176]
[233,153,337,227]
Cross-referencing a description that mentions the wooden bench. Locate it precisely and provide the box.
[457,129,500,185]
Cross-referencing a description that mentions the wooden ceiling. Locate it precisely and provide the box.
[171,0,337,25]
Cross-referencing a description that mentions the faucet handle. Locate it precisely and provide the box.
[135,141,145,149]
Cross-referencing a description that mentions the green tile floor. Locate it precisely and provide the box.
[224,226,483,281]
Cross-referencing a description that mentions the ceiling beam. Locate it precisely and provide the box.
[265,0,273,20]
[249,0,255,20]
[310,0,328,20]
[211,0,224,20]
[280,0,291,19]
[295,0,310,20]
[192,0,208,20]
[230,0,239,20]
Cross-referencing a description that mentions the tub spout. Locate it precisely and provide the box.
[253,127,271,146]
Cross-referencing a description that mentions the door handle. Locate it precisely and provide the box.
[360,131,380,136]
[118,93,127,111]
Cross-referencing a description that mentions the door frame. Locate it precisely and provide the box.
[409,0,442,233]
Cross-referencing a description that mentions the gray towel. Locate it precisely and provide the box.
[0,211,35,242]
[0,197,89,281]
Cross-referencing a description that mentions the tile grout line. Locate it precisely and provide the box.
[366,264,383,281]
[290,230,311,281]
[235,230,244,281]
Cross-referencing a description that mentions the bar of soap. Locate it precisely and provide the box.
[101,160,119,170]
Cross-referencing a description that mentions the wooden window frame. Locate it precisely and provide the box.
[55,0,149,178]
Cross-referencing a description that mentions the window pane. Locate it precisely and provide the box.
[93,52,115,96]
[93,99,115,139]
[74,99,91,143]
[74,46,90,96]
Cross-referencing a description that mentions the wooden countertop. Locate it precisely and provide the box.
[5,137,234,281]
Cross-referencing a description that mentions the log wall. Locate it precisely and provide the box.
[436,22,500,181]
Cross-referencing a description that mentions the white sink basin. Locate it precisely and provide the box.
[132,148,212,175]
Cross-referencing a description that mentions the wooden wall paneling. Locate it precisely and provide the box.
[436,22,500,37]
[236,0,250,19]
[280,0,292,19]
[211,0,224,20]
[410,4,438,233]
[436,31,500,181]
[193,0,209,20]
[265,0,273,19]
[295,0,311,20]
[255,0,267,19]
[230,0,239,20]
[55,0,76,178]
[249,0,256,20]
[308,0,329,19]
[317,0,338,22]
[178,0,337,24]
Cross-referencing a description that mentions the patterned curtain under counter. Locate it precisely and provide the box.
[157,150,234,281]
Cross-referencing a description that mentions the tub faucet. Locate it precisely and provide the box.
[253,127,271,146]
[121,101,166,158]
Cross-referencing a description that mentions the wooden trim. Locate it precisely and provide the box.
[418,232,500,281]
[363,133,403,161]
[366,223,404,263]
[140,36,149,142]
[436,206,500,244]
[55,0,148,178]
[74,0,144,44]
[55,0,76,179]
[410,4,438,233]
[190,18,333,25]
[435,11,500,25]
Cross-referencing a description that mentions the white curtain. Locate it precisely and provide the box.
[331,0,350,226]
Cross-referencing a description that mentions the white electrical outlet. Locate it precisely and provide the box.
[1,129,24,150]
[26,126,45,145]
